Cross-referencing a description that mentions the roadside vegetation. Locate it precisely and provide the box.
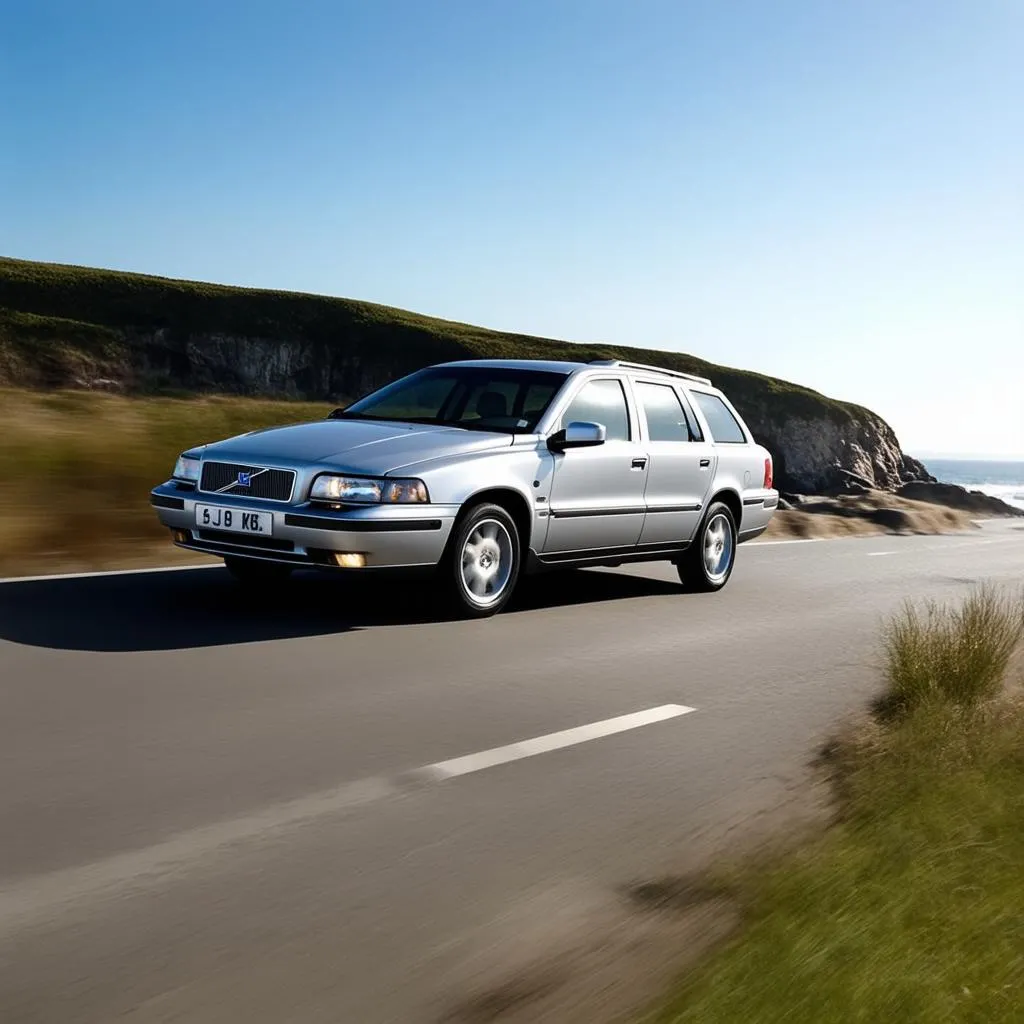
[0,388,328,574]
[648,585,1024,1023]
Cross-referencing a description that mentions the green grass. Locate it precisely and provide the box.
[648,588,1024,1024]
[0,388,329,571]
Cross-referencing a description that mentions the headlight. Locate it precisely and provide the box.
[310,476,382,503]
[310,475,429,503]
[173,455,201,482]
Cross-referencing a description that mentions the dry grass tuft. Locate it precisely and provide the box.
[879,584,1024,718]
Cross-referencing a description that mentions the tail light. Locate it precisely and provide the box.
[763,456,774,489]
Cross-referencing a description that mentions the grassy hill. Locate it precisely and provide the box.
[0,255,925,493]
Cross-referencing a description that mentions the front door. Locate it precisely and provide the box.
[543,378,648,554]
[633,380,717,546]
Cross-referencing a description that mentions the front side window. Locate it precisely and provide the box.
[336,367,568,434]
[635,382,694,442]
[692,392,747,444]
[559,379,631,441]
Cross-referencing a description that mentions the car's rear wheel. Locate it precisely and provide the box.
[223,556,293,586]
[677,502,737,592]
[443,502,521,618]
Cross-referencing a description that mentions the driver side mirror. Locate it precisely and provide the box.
[547,420,607,453]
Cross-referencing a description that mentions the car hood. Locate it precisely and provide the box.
[199,419,514,475]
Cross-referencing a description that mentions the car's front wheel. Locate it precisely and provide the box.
[223,556,293,586]
[677,502,737,592]
[443,502,522,618]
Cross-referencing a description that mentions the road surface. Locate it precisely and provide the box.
[2,522,1023,1022]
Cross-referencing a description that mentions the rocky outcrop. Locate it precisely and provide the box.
[1,255,938,497]
[716,400,934,494]
[896,481,1024,518]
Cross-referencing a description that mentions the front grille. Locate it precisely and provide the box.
[199,462,295,502]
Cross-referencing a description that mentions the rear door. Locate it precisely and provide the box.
[632,379,717,547]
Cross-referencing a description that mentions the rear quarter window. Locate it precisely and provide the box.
[692,392,747,444]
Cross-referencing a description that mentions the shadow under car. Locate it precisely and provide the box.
[0,565,685,653]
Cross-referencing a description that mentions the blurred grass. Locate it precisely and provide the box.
[0,388,329,572]
[648,587,1024,1024]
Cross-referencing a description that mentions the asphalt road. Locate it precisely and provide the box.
[2,522,1023,1023]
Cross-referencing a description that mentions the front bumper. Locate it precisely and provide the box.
[150,483,458,570]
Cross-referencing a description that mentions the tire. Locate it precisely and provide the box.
[223,555,293,586]
[441,502,522,618]
[677,501,737,593]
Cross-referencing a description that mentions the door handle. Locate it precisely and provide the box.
[699,458,711,468]
[631,457,648,470]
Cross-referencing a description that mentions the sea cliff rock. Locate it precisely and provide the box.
[896,481,1024,518]
[719,403,934,494]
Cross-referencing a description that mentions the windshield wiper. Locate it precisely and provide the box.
[327,410,448,426]
[327,410,517,434]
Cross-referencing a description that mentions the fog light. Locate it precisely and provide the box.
[172,529,190,544]
[332,552,366,568]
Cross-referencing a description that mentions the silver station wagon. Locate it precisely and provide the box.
[150,358,779,617]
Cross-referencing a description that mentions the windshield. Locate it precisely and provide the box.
[334,367,569,434]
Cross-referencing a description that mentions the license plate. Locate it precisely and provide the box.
[195,504,273,536]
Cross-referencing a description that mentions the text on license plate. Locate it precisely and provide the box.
[195,504,273,536]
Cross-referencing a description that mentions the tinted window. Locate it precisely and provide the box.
[338,367,567,434]
[693,392,747,443]
[636,382,693,442]
[560,379,630,441]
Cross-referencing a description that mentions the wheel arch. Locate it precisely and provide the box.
[457,487,534,552]
[707,488,742,532]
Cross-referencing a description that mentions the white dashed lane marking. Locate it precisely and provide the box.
[0,704,695,933]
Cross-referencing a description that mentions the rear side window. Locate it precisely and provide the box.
[692,392,747,444]
[560,379,631,441]
[635,382,693,442]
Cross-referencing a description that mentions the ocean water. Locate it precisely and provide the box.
[917,458,1024,512]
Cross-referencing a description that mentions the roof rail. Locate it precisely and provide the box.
[587,359,712,387]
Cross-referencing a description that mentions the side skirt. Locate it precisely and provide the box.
[525,541,691,573]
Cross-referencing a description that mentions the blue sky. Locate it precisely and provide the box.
[3,0,1022,458]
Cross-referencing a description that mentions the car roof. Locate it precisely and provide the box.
[432,357,714,388]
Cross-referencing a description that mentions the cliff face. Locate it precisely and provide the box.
[736,405,934,495]
[0,256,932,495]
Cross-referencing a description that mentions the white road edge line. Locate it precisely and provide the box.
[416,704,695,782]
[749,538,824,547]
[0,704,696,933]
[0,563,221,585]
